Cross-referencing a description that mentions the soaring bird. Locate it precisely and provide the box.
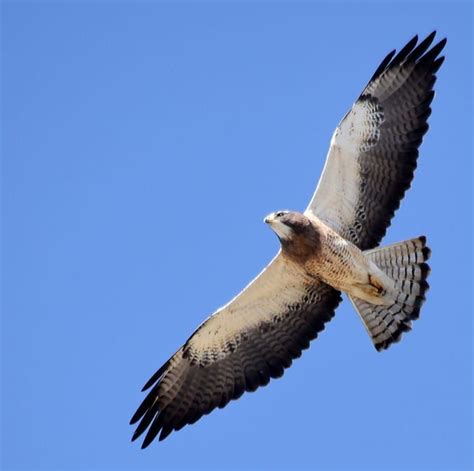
[130,32,446,447]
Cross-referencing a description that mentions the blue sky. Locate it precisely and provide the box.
[2,2,472,470]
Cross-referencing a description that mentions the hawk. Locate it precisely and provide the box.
[130,32,446,447]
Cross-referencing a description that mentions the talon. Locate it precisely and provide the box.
[369,275,386,295]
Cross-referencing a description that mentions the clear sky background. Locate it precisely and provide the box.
[2,1,473,470]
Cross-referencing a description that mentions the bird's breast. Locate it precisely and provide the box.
[303,229,369,291]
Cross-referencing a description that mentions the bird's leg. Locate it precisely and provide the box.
[368,274,387,296]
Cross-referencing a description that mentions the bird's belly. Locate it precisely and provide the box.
[305,239,369,293]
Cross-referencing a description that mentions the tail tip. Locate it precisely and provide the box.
[418,236,431,261]
[422,246,431,261]
[420,262,431,279]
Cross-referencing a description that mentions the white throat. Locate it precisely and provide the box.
[270,220,293,240]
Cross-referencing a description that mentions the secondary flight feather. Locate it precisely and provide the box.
[130,32,446,447]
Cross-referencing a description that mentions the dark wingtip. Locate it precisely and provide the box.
[419,37,447,67]
[433,37,448,57]
[159,427,173,442]
[130,410,142,425]
[141,431,157,449]
[431,32,448,51]
[432,56,445,74]
[389,34,418,67]
[369,49,396,82]
[438,37,448,48]
[409,34,419,45]
[425,30,437,44]
[406,32,437,62]
[405,34,419,50]
[141,360,170,391]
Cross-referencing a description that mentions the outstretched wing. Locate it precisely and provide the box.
[306,32,446,250]
[130,254,341,447]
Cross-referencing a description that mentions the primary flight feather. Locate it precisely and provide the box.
[130,32,445,447]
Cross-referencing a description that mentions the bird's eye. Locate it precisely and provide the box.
[276,211,286,218]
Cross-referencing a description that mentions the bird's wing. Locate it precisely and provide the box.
[130,253,341,446]
[305,32,446,250]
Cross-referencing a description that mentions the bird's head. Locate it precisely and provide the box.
[264,211,313,241]
[264,210,320,261]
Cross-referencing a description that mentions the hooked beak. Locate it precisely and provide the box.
[264,214,274,224]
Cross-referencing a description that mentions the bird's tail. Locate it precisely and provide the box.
[349,236,431,351]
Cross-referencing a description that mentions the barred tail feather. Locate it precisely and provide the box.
[349,236,431,351]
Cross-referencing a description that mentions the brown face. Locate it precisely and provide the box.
[277,212,312,234]
[264,211,314,240]
[264,211,320,261]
